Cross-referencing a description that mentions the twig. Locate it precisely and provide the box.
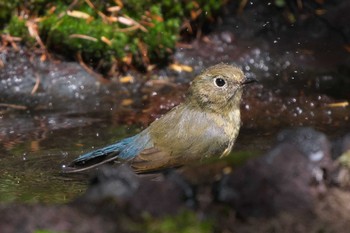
[76,52,109,83]
[0,103,27,110]
[31,73,41,95]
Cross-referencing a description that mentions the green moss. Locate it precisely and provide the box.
[3,16,26,37]
[275,0,286,7]
[1,0,225,72]
[2,16,36,45]
[34,230,65,233]
[0,1,18,25]
[142,211,213,233]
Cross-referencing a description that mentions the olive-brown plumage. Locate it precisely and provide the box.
[67,64,255,173]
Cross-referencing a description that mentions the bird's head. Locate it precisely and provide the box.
[188,63,256,113]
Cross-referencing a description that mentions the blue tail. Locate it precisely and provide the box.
[73,136,137,164]
[67,130,152,172]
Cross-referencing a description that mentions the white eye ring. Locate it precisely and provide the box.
[214,77,226,87]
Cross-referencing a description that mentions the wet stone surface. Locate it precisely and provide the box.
[215,127,333,218]
[0,49,114,112]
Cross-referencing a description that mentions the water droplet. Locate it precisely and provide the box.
[296,107,303,114]
[262,21,270,27]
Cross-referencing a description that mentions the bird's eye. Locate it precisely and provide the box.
[214,77,226,87]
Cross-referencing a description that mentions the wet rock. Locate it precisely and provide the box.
[77,165,140,203]
[75,165,193,217]
[0,49,113,112]
[0,204,124,233]
[276,127,333,172]
[128,172,190,217]
[214,127,333,218]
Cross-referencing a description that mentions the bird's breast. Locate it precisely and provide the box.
[213,109,241,141]
[149,105,241,160]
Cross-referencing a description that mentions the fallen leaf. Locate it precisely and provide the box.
[118,16,134,26]
[101,36,112,46]
[114,0,124,8]
[169,63,193,72]
[190,9,202,20]
[107,6,121,12]
[120,75,134,83]
[67,10,92,20]
[315,9,326,15]
[121,99,134,106]
[326,102,349,108]
[31,140,40,152]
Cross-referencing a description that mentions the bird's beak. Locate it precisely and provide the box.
[241,76,257,85]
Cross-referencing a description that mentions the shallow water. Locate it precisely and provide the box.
[1,93,348,203]
[0,117,143,203]
[0,109,273,203]
[1,17,349,203]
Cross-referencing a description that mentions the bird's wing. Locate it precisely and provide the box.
[131,147,183,173]
[129,104,232,173]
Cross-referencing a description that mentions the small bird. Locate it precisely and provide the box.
[65,64,256,173]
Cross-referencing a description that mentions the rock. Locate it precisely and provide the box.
[77,165,140,203]
[128,169,196,217]
[75,165,193,217]
[0,49,112,112]
[214,127,333,218]
[0,204,124,233]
